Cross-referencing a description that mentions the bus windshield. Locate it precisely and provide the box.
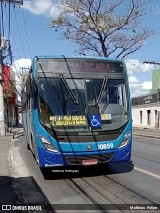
[38,77,129,131]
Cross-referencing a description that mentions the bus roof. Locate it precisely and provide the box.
[32,55,123,63]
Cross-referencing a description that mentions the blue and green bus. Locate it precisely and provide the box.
[22,56,132,169]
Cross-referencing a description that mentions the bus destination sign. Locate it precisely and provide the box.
[49,115,87,126]
[37,59,124,74]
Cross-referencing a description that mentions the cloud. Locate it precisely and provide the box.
[130,89,150,98]
[125,59,154,97]
[11,58,31,96]
[129,76,139,83]
[125,59,154,75]
[23,0,63,18]
[129,76,139,90]
[128,75,152,97]
[141,81,152,91]
[12,58,31,76]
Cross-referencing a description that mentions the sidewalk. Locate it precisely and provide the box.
[0,132,21,205]
[133,126,160,139]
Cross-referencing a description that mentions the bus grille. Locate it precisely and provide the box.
[64,153,114,165]
[57,133,120,143]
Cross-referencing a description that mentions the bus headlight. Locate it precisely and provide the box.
[39,136,59,152]
[118,132,131,149]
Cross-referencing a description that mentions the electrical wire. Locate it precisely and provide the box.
[21,7,31,58]
[13,8,27,60]
[0,0,5,37]
[129,63,160,97]
[3,6,29,78]
[3,4,30,99]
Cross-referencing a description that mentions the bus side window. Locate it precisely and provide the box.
[26,97,31,111]
[22,101,26,111]
[22,92,26,111]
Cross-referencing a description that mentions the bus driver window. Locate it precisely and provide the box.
[108,87,118,104]
[39,97,51,125]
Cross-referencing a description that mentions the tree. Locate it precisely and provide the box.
[52,0,154,59]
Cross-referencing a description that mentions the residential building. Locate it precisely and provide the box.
[132,92,160,128]
[2,65,18,127]
[132,67,160,128]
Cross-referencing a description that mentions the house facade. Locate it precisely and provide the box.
[2,65,18,127]
[132,92,160,128]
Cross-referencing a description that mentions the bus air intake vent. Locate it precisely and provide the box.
[57,134,120,143]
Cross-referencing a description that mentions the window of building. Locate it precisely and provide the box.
[147,110,151,125]
[140,111,142,124]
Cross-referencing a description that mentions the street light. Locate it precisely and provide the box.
[3,25,57,59]
[14,25,56,52]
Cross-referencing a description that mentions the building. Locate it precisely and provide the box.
[132,92,160,128]
[2,65,18,127]
[132,68,160,128]
[152,68,160,93]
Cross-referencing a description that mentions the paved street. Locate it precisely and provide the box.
[0,127,160,212]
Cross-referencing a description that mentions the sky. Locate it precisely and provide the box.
[2,0,160,97]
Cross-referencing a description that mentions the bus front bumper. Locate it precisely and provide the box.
[37,142,131,168]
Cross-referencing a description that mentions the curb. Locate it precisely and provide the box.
[133,133,160,139]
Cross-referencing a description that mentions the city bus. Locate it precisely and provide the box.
[22,56,132,169]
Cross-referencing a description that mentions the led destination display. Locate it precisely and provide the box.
[37,58,124,73]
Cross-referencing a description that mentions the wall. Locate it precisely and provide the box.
[2,65,18,127]
[132,103,159,128]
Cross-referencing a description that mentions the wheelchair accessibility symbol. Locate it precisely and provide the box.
[91,116,100,126]
[88,114,102,129]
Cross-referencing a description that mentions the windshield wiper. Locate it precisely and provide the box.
[60,75,78,104]
[96,77,108,104]
[101,102,109,114]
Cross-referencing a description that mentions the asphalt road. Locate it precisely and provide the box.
[10,132,160,213]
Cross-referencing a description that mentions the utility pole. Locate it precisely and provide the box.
[0,0,23,136]
[0,37,7,135]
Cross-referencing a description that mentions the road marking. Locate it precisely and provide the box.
[134,166,160,181]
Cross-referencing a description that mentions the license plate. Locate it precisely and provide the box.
[82,159,98,166]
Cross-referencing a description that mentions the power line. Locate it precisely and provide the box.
[21,7,31,59]
[144,61,160,65]
[0,0,23,136]
[2,0,23,4]
[0,0,5,37]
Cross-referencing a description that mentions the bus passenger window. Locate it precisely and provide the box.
[26,98,31,111]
